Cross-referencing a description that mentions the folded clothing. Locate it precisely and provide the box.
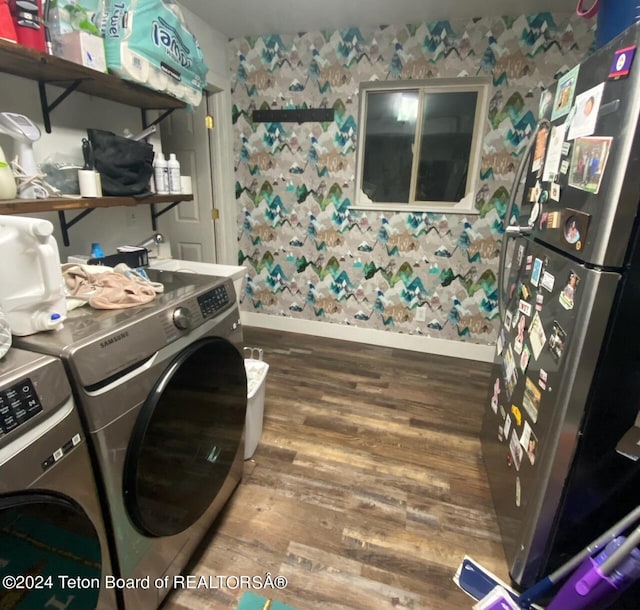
[62,263,164,310]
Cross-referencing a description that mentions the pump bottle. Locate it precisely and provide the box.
[153,153,169,194]
[168,153,181,194]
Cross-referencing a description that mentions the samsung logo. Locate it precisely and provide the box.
[100,331,129,349]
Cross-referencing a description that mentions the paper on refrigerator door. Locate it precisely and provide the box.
[542,124,566,182]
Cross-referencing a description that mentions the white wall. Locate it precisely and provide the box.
[180,5,230,85]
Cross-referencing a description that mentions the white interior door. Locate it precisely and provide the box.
[158,93,217,262]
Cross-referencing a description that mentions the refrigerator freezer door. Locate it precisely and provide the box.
[481,238,619,587]
[519,23,640,268]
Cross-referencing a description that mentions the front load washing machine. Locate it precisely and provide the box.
[15,269,247,609]
[0,348,118,610]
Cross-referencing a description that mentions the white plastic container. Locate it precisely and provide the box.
[167,153,181,194]
[243,347,269,460]
[153,153,169,194]
[0,216,67,336]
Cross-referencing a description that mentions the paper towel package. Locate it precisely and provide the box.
[104,0,208,106]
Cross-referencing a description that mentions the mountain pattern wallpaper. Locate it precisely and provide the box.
[230,13,595,345]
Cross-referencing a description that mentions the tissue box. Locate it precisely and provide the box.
[58,32,107,72]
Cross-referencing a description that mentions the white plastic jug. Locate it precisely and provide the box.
[0,216,67,336]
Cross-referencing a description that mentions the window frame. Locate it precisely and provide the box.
[354,77,490,214]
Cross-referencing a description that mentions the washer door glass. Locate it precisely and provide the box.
[124,337,247,537]
[0,493,102,609]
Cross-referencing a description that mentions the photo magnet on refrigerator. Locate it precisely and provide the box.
[491,378,501,414]
[548,321,567,362]
[568,83,605,140]
[552,64,579,120]
[521,421,539,466]
[523,377,541,423]
[559,271,579,310]
[532,123,550,175]
[568,136,613,194]
[564,211,591,251]
[528,312,547,360]
[509,429,523,471]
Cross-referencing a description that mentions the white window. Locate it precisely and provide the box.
[354,78,490,213]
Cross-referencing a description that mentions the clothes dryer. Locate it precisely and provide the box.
[15,269,247,609]
[0,348,118,610]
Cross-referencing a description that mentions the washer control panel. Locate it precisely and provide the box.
[0,378,43,438]
[197,285,230,319]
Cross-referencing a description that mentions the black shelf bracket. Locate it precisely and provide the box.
[58,208,95,247]
[252,108,334,123]
[150,200,182,230]
[38,80,84,134]
[141,108,176,130]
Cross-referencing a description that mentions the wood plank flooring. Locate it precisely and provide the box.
[161,327,508,610]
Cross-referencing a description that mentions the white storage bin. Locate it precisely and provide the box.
[243,347,269,460]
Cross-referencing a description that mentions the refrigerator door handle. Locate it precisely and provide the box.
[505,225,534,235]
[498,121,544,322]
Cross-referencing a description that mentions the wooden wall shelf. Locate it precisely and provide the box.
[0,194,192,215]
[0,194,194,246]
[0,41,192,244]
[0,39,186,112]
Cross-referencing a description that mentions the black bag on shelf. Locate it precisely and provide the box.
[87,129,154,196]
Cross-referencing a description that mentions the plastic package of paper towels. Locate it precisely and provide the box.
[104,0,208,106]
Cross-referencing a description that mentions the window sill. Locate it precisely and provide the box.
[351,192,479,215]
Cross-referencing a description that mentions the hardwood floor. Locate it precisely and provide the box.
[162,327,508,610]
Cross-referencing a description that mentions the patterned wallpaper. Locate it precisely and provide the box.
[230,13,594,344]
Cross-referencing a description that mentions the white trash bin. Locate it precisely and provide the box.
[243,347,269,460]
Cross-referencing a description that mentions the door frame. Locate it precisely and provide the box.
[206,84,237,266]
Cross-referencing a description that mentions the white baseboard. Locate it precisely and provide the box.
[240,312,495,363]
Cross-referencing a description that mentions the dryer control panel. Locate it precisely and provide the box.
[0,379,43,437]
[197,285,230,318]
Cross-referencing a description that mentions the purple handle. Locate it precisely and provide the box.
[547,558,621,610]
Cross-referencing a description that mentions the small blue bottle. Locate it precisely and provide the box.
[91,242,104,259]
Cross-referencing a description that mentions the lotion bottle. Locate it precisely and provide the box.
[168,153,181,194]
[153,153,169,194]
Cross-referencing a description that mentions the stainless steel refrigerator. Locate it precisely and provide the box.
[481,21,640,599]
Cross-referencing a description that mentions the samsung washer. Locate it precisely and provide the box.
[15,269,247,609]
[0,348,118,610]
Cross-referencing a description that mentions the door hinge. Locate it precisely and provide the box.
[205,115,214,129]
[211,208,220,220]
